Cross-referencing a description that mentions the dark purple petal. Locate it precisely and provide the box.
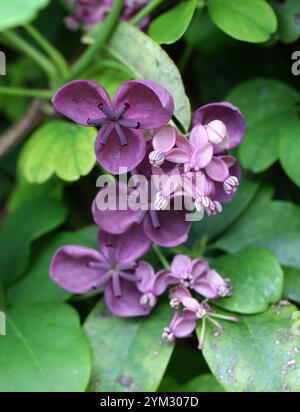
[99,225,152,262]
[143,208,191,247]
[50,245,106,293]
[192,102,246,150]
[95,127,146,174]
[52,80,112,126]
[105,280,151,317]
[92,183,141,234]
[114,80,174,129]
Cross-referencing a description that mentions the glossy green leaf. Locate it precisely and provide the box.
[0,303,91,391]
[207,0,277,43]
[180,373,224,392]
[227,78,300,173]
[84,21,191,131]
[271,0,300,43]
[0,197,66,287]
[197,305,300,392]
[20,120,96,184]
[212,248,283,314]
[217,200,300,270]
[84,300,174,392]
[149,0,197,45]
[0,0,50,31]
[6,231,97,307]
[279,117,300,187]
[284,267,300,304]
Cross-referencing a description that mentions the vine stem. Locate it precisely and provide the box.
[131,0,165,25]
[153,244,170,269]
[0,87,53,98]
[23,24,70,80]
[71,0,124,78]
[0,31,57,81]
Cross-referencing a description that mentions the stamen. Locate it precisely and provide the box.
[223,175,239,194]
[140,292,156,308]
[88,261,110,271]
[115,123,128,146]
[198,317,206,350]
[98,103,115,120]
[119,271,139,282]
[117,261,137,271]
[87,117,109,126]
[149,150,164,167]
[162,327,174,342]
[118,119,140,129]
[210,312,239,323]
[115,103,130,119]
[112,273,122,297]
[101,123,115,145]
[207,316,224,337]
[149,209,160,229]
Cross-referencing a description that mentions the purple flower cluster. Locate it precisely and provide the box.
[50,78,245,348]
[65,0,150,30]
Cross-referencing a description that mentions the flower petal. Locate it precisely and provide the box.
[205,157,229,182]
[153,269,173,295]
[172,314,196,338]
[95,127,146,174]
[191,143,213,169]
[152,125,176,153]
[165,148,190,164]
[114,80,174,129]
[105,280,151,317]
[136,261,155,293]
[189,124,208,148]
[50,245,105,294]
[143,208,191,247]
[52,80,112,126]
[190,259,209,278]
[192,102,246,150]
[171,254,192,276]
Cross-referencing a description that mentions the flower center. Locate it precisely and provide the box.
[87,102,140,146]
[180,272,194,288]
[140,292,156,308]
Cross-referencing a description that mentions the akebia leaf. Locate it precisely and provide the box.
[0,303,91,391]
[0,0,50,31]
[207,0,277,43]
[84,299,174,392]
[197,305,300,392]
[20,120,96,184]
[211,248,284,314]
[149,0,197,45]
[0,197,66,287]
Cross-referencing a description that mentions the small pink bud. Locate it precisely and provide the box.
[205,120,227,145]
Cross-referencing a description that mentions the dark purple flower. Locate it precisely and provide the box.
[50,225,155,317]
[52,79,174,174]
[192,102,246,151]
[157,254,232,299]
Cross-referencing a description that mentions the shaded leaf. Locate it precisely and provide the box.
[279,117,300,187]
[180,373,224,392]
[284,267,300,304]
[271,0,300,43]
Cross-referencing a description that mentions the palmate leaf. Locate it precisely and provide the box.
[197,305,300,392]
[84,300,174,392]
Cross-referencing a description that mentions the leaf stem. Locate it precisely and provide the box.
[0,86,53,98]
[0,30,57,82]
[131,0,165,25]
[71,0,124,78]
[153,244,170,269]
[23,24,70,80]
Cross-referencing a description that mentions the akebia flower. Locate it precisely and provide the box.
[50,225,156,317]
[52,79,174,174]
[192,102,246,151]
[158,254,232,299]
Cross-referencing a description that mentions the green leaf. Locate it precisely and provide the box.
[149,0,197,45]
[6,231,97,307]
[180,373,224,392]
[84,300,174,392]
[84,21,191,131]
[19,120,96,184]
[0,303,91,391]
[279,117,300,187]
[197,305,300,392]
[226,78,300,173]
[207,0,277,43]
[271,0,300,43]
[0,197,66,287]
[0,0,50,31]
[284,267,300,304]
[212,248,283,314]
[217,200,300,270]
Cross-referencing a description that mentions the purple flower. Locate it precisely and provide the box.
[157,254,232,299]
[192,102,246,151]
[52,79,174,174]
[50,225,156,317]
[65,0,150,30]
[92,171,191,247]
